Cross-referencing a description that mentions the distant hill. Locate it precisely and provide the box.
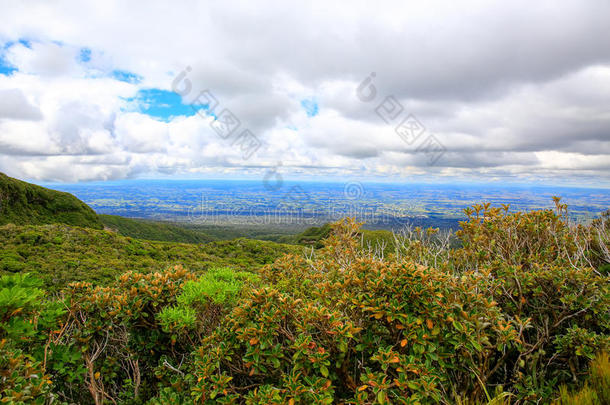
[291,223,332,248]
[0,173,103,229]
[100,214,216,244]
[291,223,396,254]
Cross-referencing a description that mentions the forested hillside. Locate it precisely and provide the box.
[0,223,302,289]
[0,173,103,229]
[100,214,217,244]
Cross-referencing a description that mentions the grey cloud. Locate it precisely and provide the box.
[50,102,114,154]
[0,89,43,121]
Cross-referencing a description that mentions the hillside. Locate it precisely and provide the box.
[0,172,103,229]
[0,223,303,289]
[100,214,217,244]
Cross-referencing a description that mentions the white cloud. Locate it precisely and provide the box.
[5,41,80,77]
[0,0,608,186]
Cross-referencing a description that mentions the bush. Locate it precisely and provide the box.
[0,273,62,403]
[554,352,610,405]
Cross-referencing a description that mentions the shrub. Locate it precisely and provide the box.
[554,352,610,405]
[0,273,63,403]
[158,268,260,340]
[172,210,608,403]
[0,340,52,404]
[178,220,514,403]
[59,266,197,403]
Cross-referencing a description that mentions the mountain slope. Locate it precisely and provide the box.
[100,214,216,243]
[0,173,103,229]
[0,223,303,289]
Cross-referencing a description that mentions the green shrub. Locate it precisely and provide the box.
[0,273,64,403]
[0,340,52,404]
[554,352,610,405]
[178,268,246,307]
[0,253,24,272]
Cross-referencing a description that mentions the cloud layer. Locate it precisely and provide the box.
[0,0,609,185]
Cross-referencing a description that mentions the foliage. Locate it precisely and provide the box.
[554,352,609,405]
[0,340,52,404]
[0,200,607,404]
[0,273,62,404]
[55,266,198,403]
[0,223,302,289]
[454,199,595,270]
[158,268,260,338]
[292,223,332,248]
[189,219,510,403]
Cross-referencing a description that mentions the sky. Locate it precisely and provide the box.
[0,0,609,186]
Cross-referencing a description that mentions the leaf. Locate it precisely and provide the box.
[426,319,434,329]
[249,337,259,345]
[320,365,329,377]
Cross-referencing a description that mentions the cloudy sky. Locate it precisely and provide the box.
[1,0,609,186]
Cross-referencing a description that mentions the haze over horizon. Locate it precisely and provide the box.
[1,1,610,186]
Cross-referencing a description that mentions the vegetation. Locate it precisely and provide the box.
[553,352,609,405]
[0,223,302,290]
[100,214,216,244]
[0,173,103,229]
[0,199,608,403]
[291,223,332,248]
[181,223,310,244]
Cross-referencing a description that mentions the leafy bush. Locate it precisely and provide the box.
[158,268,260,341]
[0,340,51,404]
[554,352,609,405]
[0,273,62,403]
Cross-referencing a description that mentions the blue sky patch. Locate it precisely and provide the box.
[112,70,142,84]
[4,39,31,49]
[301,98,319,117]
[0,39,27,75]
[0,56,16,75]
[127,88,207,121]
[18,39,31,48]
[79,48,91,62]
